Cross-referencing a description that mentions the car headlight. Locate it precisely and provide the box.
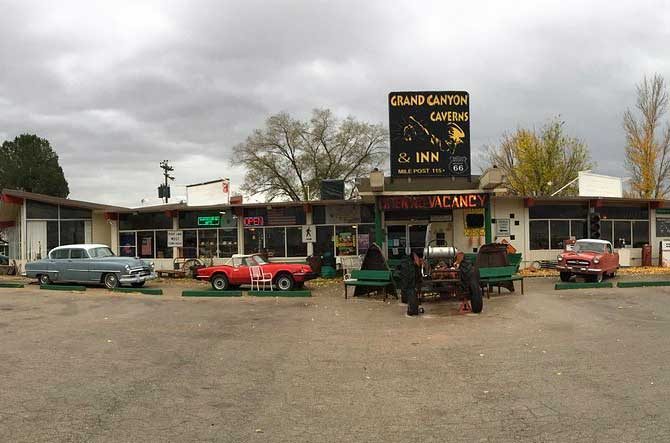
[150,261,155,270]
[593,257,600,264]
[125,264,131,272]
[557,255,563,261]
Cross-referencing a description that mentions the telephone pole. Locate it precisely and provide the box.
[159,160,174,203]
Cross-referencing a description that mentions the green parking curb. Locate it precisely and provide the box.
[248,290,311,297]
[617,281,670,288]
[182,290,243,297]
[554,282,613,290]
[40,284,86,291]
[112,288,163,295]
[0,282,25,288]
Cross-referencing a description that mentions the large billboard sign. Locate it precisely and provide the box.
[389,91,470,177]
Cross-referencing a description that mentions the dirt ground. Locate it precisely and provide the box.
[1,277,670,442]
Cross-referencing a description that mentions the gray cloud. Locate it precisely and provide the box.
[1,0,669,206]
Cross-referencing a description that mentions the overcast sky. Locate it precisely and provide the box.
[1,0,669,207]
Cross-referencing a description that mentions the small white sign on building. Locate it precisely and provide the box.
[302,225,316,243]
[167,230,183,247]
[495,218,511,236]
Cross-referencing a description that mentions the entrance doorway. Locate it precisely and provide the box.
[386,224,428,259]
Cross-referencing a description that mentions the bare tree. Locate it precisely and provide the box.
[233,109,387,201]
[623,74,670,198]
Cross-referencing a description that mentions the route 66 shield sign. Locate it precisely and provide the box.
[449,156,469,175]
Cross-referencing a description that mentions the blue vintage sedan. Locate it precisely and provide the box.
[24,244,157,289]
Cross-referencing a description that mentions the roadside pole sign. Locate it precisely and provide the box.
[389,91,470,178]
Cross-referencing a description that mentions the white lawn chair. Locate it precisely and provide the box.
[250,265,273,291]
[340,255,362,281]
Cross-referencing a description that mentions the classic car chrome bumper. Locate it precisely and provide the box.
[556,265,602,274]
[119,272,158,284]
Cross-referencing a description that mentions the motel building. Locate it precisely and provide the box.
[2,170,670,272]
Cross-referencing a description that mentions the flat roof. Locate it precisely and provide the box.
[116,198,365,213]
[1,189,127,211]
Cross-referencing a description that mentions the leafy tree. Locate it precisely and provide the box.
[0,134,70,198]
[233,109,387,201]
[486,118,592,196]
[623,74,670,198]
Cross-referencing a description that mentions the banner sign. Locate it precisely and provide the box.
[381,193,487,210]
[389,91,470,177]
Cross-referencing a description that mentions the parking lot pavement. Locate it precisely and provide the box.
[1,278,670,442]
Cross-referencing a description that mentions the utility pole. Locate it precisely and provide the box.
[159,160,175,203]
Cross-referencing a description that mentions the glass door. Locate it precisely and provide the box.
[408,224,428,257]
[387,225,407,259]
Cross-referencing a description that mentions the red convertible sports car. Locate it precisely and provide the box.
[556,239,619,283]
[196,254,317,291]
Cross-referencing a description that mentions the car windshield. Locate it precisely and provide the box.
[89,247,115,258]
[573,242,605,253]
[253,255,268,265]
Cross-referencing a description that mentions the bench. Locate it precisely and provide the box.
[507,253,523,272]
[344,270,394,299]
[479,265,524,297]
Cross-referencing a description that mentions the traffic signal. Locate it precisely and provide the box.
[158,184,171,199]
[590,212,601,239]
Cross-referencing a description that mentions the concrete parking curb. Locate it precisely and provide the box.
[112,288,163,295]
[40,285,87,291]
[554,282,613,290]
[617,281,670,288]
[248,290,311,297]
[182,290,243,297]
[0,282,25,288]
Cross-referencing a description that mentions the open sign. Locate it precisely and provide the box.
[244,216,264,226]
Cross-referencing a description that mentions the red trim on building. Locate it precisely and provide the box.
[1,194,23,205]
[0,221,16,228]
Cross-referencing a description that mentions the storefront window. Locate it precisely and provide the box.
[570,220,587,240]
[614,221,632,248]
[632,221,649,248]
[357,224,375,255]
[60,206,92,219]
[155,231,173,259]
[244,228,264,254]
[387,225,407,258]
[121,212,173,230]
[26,200,58,219]
[286,227,307,257]
[182,230,197,258]
[600,220,613,243]
[137,231,154,258]
[60,220,86,245]
[218,228,238,257]
[600,205,648,220]
[529,204,588,219]
[196,229,216,258]
[550,220,570,250]
[335,226,356,256]
[47,221,59,252]
[315,226,334,256]
[264,227,286,257]
[529,221,549,250]
[120,232,136,257]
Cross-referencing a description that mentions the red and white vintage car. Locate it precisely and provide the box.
[196,254,317,291]
[556,239,619,283]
